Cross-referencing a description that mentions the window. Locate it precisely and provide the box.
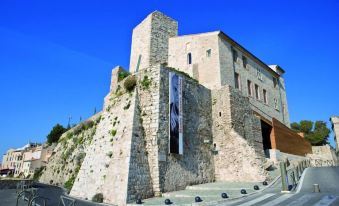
[232,48,238,62]
[187,53,192,64]
[206,49,211,57]
[257,68,263,81]
[263,89,268,104]
[273,77,278,88]
[274,98,279,110]
[255,84,260,100]
[242,56,248,68]
[234,72,240,90]
[247,80,252,96]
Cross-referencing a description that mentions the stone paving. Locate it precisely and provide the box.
[127,181,270,206]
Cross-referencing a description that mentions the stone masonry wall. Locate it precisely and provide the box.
[40,113,101,187]
[212,85,267,182]
[157,66,215,192]
[71,77,138,205]
[129,11,178,73]
[218,36,290,126]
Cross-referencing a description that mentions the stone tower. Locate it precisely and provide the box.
[129,11,178,73]
[330,116,339,151]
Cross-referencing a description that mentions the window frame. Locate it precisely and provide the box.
[242,55,248,68]
[232,48,238,63]
[255,84,260,100]
[234,72,241,90]
[206,49,211,57]
[257,68,263,81]
[274,98,279,111]
[247,80,253,96]
[263,89,268,104]
[187,53,192,65]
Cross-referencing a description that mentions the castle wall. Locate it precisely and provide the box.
[168,31,290,127]
[218,36,290,126]
[71,78,138,205]
[129,11,177,73]
[168,32,221,90]
[212,85,267,182]
[330,116,339,151]
[157,66,215,192]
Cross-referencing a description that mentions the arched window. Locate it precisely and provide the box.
[187,53,192,65]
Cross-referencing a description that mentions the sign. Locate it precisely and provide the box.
[169,72,183,155]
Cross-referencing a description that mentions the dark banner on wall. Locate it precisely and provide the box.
[169,72,183,155]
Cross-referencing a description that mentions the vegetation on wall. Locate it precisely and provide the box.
[64,175,76,192]
[33,166,45,180]
[123,75,137,92]
[47,124,68,144]
[73,120,95,135]
[291,120,330,146]
[118,71,130,82]
[140,75,152,90]
[92,193,104,203]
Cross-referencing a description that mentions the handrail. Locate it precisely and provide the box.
[29,196,49,206]
[16,190,33,206]
[58,195,76,206]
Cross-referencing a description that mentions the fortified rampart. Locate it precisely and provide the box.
[39,11,313,206]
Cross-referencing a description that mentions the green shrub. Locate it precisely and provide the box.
[95,115,102,124]
[64,175,76,192]
[33,167,45,180]
[110,129,117,136]
[107,151,113,158]
[73,120,95,135]
[123,101,131,110]
[118,71,130,81]
[92,193,104,203]
[123,76,137,92]
[141,75,152,90]
[47,124,68,144]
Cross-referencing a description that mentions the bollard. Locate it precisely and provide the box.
[295,167,299,181]
[313,184,320,193]
[280,162,289,192]
[164,199,172,205]
[291,171,297,187]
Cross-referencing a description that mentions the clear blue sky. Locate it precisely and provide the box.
[0,0,338,157]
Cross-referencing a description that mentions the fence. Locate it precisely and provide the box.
[279,159,311,192]
[310,159,339,167]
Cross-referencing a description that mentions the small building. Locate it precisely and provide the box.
[1,143,55,178]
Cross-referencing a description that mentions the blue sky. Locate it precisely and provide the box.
[0,0,338,157]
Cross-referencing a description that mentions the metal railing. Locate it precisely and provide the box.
[16,188,38,206]
[58,195,76,206]
[280,159,311,192]
[29,196,49,206]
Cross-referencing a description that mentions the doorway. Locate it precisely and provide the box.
[261,120,272,158]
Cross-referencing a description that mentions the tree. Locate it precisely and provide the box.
[299,120,313,134]
[47,124,67,144]
[290,120,330,146]
[290,122,300,131]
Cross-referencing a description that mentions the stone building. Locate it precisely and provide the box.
[42,11,312,205]
[1,143,54,177]
[330,116,339,152]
